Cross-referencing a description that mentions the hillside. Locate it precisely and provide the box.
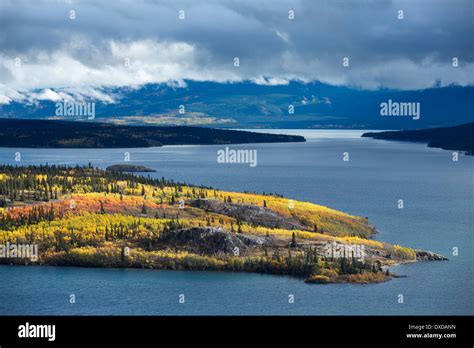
[362,122,474,154]
[0,119,304,148]
[1,82,473,129]
[0,165,446,283]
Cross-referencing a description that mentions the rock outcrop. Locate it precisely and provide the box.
[414,249,448,261]
[189,199,307,230]
[159,227,269,255]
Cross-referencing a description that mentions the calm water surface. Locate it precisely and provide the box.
[0,130,472,315]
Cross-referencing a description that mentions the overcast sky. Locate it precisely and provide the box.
[0,0,473,103]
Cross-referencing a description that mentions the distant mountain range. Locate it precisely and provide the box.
[1,81,472,129]
[362,122,474,154]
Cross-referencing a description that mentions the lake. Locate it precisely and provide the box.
[0,130,472,315]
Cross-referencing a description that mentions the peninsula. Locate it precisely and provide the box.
[0,165,446,283]
[0,119,305,148]
[362,122,474,154]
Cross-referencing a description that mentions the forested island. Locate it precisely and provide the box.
[362,122,474,154]
[0,165,446,283]
[0,119,304,148]
[106,165,156,173]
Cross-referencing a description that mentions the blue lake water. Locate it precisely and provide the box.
[0,130,472,315]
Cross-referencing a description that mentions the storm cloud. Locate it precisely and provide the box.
[0,0,473,103]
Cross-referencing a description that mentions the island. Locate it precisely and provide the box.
[362,122,474,155]
[0,119,304,148]
[106,164,156,173]
[0,165,446,283]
